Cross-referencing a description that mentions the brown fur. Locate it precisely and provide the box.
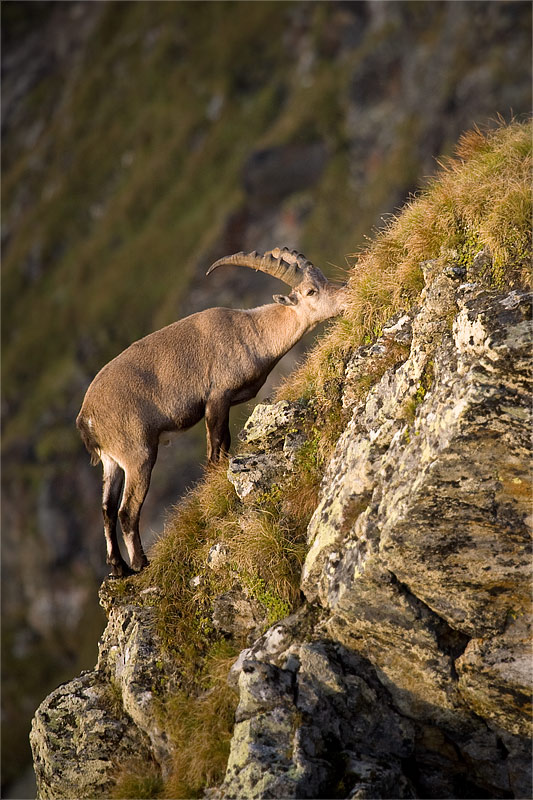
[76,414,100,466]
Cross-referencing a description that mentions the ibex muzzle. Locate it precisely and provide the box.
[77,247,348,577]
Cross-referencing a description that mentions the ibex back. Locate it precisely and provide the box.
[77,247,348,577]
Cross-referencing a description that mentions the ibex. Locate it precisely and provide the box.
[77,247,348,577]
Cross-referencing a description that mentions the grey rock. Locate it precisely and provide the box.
[222,268,532,799]
[229,401,306,501]
[221,637,415,799]
[31,583,175,798]
[96,584,175,769]
[298,274,532,794]
[212,588,265,639]
[456,614,533,737]
[207,541,230,570]
[468,247,493,283]
[30,671,153,799]
[227,452,289,501]
[345,753,415,798]
[223,660,301,799]
[382,311,413,344]
[238,400,303,447]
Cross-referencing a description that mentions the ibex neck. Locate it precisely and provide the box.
[248,303,309,361]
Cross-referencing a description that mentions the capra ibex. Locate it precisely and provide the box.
[77,247,348,577]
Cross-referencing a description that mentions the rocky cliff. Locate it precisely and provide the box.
[30,122,531,799]
[3,2,532,788]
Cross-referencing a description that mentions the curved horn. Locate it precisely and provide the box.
[266,247,327,282]
[206,248,305,288]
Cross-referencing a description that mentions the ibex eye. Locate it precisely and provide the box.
[306,289,316,296]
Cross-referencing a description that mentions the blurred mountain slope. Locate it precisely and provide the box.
[1,0,531,790]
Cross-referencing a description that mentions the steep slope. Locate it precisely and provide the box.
[3,0,531,787]
[31,121,531,799]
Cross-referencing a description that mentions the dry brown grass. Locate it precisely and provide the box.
[161,644,239,799]
[111,758,163,799]
[278,119,532,410]
[227,507,307,607]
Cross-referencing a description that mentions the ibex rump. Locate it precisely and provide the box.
[77,248,348,577]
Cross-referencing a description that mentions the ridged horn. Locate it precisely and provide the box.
[206,247,306,288]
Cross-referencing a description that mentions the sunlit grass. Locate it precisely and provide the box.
[278,119,532,413]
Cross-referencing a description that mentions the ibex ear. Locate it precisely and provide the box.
[273,293,298,306]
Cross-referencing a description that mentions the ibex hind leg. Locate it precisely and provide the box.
[118,449,156,572]
[101,454,131,578]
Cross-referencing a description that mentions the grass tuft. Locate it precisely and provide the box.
[228,507,307,611]
[161,642,239,800]
[111,759,163,800]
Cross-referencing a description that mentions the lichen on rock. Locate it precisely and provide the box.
[228,400,306,501]
[220,265,532,798]
[31,582,175,798]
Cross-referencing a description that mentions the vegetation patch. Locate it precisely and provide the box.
[111,758,164,800]
[404,358,435,423]
[127,457,307,797]
[280,120,531,413]
[121,119,531,799]
[160,640,239,800]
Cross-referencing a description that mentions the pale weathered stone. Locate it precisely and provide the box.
[378,289,532,638]
[30,671,153,799]
[227,451,289,500]
[31,582,175,798]
[456,614,533,737]
[207,541,230,570]
[297,278,532,796]
[228,400,306,500]
[238,400,302,447]
[220,275,532,800]
[212,587,266,639]
[221,638,415,799]
[96,587,175,770]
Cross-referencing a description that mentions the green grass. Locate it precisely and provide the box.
[141,459,307,667]
[129,453,309,798]
[160,641,239,799]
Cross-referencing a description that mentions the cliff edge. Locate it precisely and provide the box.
[31,122,532,799]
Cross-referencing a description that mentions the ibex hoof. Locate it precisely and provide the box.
[131,555,149,572]
[107,563,135,579]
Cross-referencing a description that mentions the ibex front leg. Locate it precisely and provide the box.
[205,395,231,463]
[118,448,155,572]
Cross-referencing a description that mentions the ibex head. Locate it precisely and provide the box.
[207,246,349,325]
